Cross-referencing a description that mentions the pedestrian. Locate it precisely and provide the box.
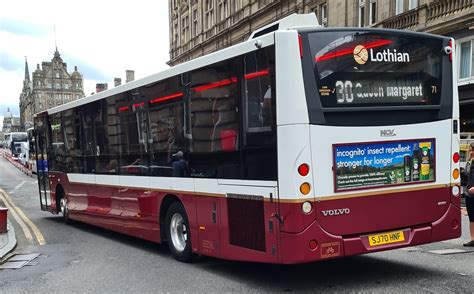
[172,151,188,177]
[464,142,474,247]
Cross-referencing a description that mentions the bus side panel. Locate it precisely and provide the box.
[216,183,280,263]
[277,124,315,233]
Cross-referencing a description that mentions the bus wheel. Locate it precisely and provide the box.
[59,196,71,224]
[165,202,193,262]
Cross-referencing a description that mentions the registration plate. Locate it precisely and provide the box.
[368,230,405,247]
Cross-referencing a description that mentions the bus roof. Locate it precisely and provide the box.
[42,25,276,116]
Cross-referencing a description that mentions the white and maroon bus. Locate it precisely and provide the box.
[35,14,461,264]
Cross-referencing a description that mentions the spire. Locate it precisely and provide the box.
[54,46,61,59]
[24,56,30,82]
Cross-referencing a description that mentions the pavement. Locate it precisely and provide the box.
[0,219,17,262]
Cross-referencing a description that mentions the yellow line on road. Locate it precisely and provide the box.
[0,188,46,246]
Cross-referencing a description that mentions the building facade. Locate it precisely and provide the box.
[168,0,329,66]
[2,108,21,134]
[168,0,474,131]
[19,48,85,130]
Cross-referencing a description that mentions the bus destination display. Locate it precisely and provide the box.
[327,79,431,105]
[333,139,435,192]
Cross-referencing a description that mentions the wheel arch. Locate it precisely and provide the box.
[160,194,182,242]
[55,184,65,213]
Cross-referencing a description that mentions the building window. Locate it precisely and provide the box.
[409,0,418,10]
[205,0,214,30]
[233,0,242,13]
[218,0,227,22]
[396,0,404,14]
[459,39,474,80]
[173,21,178,46]
[320,3,327,27]
[64,84,69,89]
[358,0,365,27]
[55,72,59,78]
[181,15,189,43]
[369,0,377,25]
[193,8,198,37]
[56,83,60,89]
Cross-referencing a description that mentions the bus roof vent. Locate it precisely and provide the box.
[249,13,319,40]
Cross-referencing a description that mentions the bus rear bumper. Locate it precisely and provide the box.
[279,203,461,264]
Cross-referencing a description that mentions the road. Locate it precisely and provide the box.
[0,155,473,293]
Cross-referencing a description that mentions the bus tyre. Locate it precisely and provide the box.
[59,196,71,224]
[165,202,193,262]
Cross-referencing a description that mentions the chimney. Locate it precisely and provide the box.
[96,83,108,93]
[126,70,134,83]
[114,78,122,87]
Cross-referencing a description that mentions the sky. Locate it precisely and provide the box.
[0,1,170,129]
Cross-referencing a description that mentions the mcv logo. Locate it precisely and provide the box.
[321,208,351,217]
[380,129,396,137]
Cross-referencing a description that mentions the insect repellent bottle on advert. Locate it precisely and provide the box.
[419,142,431,181]
[404,155,411,182]
[412,145,420,181]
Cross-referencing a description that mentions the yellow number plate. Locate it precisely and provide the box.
[368,230,405,247]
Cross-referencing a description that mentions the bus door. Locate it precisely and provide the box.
[35,115,52,211]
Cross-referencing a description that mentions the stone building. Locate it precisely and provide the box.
[168,0,327,66]
[19,48,85,129]
[2,108,21,133]
[168,0,474,131]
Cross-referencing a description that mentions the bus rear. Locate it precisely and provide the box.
[275,28,460,263]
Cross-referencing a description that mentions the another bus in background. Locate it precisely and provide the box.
[4,132,27,159]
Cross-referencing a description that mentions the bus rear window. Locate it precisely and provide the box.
[308,31,443,108]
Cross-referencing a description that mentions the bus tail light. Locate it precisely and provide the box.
[298,34,303,58]
[300,183,311,195]
[452,185,460,197]
[309,239,318,251]
[298,163,309,176]
[453,168,460,180]
[448,39,453,62]
[453,152,460,163]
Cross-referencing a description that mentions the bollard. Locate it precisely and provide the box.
[0,207,8,233]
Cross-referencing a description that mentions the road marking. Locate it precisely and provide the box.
[7,181,27,194]
[14,181,26,190]
[0,191,33,242]
[0,188,46,246]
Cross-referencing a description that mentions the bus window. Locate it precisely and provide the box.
[189,58,240,178]
[244,48,273,131]
[50,112,67,172]
[81,103,98,173]
[146,77,184,177]
[119,90,149,176]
